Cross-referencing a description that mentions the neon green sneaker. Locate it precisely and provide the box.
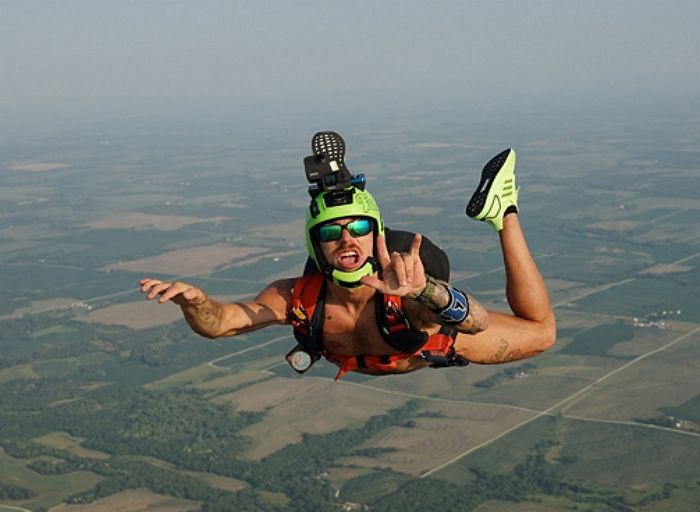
[465,148,519,232]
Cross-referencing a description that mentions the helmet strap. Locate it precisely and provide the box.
[326,258,378,288]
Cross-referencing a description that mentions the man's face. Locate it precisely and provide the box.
[318,217,374,271]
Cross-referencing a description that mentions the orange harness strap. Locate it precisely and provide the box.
[289,273,467,379]
[326,331,457,380]
[289,274,325,337]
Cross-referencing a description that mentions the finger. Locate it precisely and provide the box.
[402,253,414,285]
[412,253,425,280]
[146,282,171,300]
[139,278,161,292]
[159,282,188,303]
[375,235,391,268]
[410,233,422,257]
[360,274,385,292]
[391,251,407,286]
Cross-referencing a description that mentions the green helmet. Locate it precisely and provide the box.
[305,187,385,288]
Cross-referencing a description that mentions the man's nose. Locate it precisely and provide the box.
[339,227,354,243]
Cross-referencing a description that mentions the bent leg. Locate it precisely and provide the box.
[455,214,556,363]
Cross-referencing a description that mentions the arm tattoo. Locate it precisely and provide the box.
[464,293,488,332]
[491,338,510,363]
[415,275,450,310]
[490,338,524,363]
[416,276,479,330]
[197,301,221,330]
[183,299,222,336]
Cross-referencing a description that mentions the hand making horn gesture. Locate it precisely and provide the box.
[361,233,427,298]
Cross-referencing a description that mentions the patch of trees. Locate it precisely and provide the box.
[0,315,118,369]
[350,447,397,457]
[0,377,81,412]
[126,338,216,368]
[27,459,75,475]
[635,415,679,428]
[127,345,168,367]
[48,387,262,457]
[1,440,53,458]
[0,484,36,500]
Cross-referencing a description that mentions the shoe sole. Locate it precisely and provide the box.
[465,148,514,218]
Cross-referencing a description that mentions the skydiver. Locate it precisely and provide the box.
[140,138,556,379]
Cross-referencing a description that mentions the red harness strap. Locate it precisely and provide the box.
[289,273,465,380]
[289,274,325,338]
[325,331,457,381]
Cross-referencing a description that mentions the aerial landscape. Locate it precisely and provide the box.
[0,102,698,511]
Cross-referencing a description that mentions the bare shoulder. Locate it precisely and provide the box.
[259,278,296,294]
[254,278,297,312]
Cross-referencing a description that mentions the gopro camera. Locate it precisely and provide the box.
[304,153,352,194]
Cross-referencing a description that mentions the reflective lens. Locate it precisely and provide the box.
[318,218,372,242]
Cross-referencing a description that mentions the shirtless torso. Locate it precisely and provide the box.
[244,272,460,376]
[297,278,440,374]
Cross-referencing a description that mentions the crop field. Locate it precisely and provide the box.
[474,502,574,512]
[104,244,269,276]
[341,401,534,477]
[217,378,408,459]
[34,433,109,460]
[0,449,103,511]
[555,420,700,486]
[1,110,699,510]
[466,373,594,410]
[339,470,411,504]
[561,329,700,421]
[84,212,233,231]
[55,489,199,512]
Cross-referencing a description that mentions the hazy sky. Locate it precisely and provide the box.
[2,0,699,125]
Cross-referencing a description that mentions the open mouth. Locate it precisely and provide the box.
[337,250,361,270]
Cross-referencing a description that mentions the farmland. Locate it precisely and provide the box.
[0,107,698,511]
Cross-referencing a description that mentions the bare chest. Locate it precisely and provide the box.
[320,300,383,355]
[320,298,430,356]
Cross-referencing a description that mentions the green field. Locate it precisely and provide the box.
[1,110,699,510]
[662,393,700,423]
[0,449,103,511]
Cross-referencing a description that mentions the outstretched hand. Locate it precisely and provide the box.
[139,278,208,307]
[361,233,426,298]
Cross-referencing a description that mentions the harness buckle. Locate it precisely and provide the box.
[290,305,308,323]
[420,348,469,368]
[384,299,410,330]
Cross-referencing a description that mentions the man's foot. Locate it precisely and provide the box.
[466,148,519,232]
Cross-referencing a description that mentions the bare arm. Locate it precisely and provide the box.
[452,309,556,364]
[409,275,489,334]
[139,278,294,339]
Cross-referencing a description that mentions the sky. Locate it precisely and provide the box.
[1,0,699,127]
